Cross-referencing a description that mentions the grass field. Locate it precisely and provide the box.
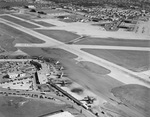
[76,37,150,47]
[82,49,150,72]
[77,61,111,75]
[111,84,150,117]
[41,48,78,59]
[35,30,79,42]
[11,14,35,20]
[0,96,67,117]
[11,14,55,27]
[0,15,39,28]
[58,18,75,23]
[0,23,44,44]
[34,21,55,27]
[0,10,4,14]
[0,1,30,8]
[0,34,17,52]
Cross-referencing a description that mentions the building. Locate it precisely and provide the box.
[8,73,18,78]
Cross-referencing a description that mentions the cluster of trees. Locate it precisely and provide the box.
[49,0,150,9]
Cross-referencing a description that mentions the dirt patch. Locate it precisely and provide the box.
[111,84,150,117]
[82,49,150,72]
[77,61,110,75]
[35,30,80,42]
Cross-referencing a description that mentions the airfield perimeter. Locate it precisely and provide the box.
[0,11,150,117]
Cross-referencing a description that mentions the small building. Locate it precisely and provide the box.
[27,5,36,9]
[8,73,18,79]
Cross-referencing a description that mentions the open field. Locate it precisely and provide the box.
[11,14,55,27]
[0,15,39,28]
[58,18,76,23]
[77,61,111,75]
[0,1,31,8]
[35,30,80,42]
[0,10,4,14]
[35,9,65,14]
[0,34,17,52]
[12,14,36,20]
[0,23,44,44]
[33,21,55,27]
[41,48,78,59]
[82,49,150,72]
[76,37,150,47]
[111,84,150,117]
[0,96,67,117]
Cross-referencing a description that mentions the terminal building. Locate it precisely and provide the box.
[34,71,48,85]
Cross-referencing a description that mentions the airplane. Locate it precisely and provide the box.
[53,79,72,87]
[56,72,68,78]
[80,96,96,104]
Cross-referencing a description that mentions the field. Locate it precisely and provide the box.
[0,23,45,44]
[11,14,55,27]
[0,1,32,8]
[58,18,75,23]
[35,30,80,42]
[35,9,66,14]
[0,15,39,28]
[11,14,36,20]
[77,61,111,75]
[41,48,78,59]
[82,49,150,72]
[76,37,150,47]
[111,84,150,117]
[0,34,17,52]
[0,10,4,14]
[33,21,55,27]
[0,96,68,117]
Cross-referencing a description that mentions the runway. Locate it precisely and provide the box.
[0,17,149,88]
